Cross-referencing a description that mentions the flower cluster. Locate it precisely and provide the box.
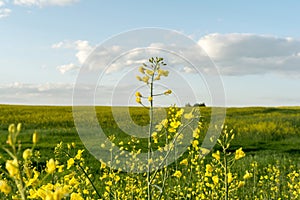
[135,57,172,106]
[0,124,94,199]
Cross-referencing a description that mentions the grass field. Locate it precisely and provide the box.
[1,105,299,158]
[0,104,300,199]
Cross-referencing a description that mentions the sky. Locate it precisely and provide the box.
[1,0,300,107]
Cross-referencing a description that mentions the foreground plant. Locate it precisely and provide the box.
[0,124,95,200]
[135,57,201,199]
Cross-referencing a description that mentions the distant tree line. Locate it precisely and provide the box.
[185,102,206,107]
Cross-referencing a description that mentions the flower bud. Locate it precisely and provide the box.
[164,90,172,95]
[23,149,32,160]
[46,158,56,174]
[135,92,142,97]
[32,131,38,144]
[8,124,15,134]
[17,123,22,133]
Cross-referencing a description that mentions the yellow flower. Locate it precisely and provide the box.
[173,170,182,178]
[57,165,64,173]
[168,127,176,133]
[69,177,79,187]
[75,149,84,160]
[67,158,75,169]
[26,169,39,187]
[142,76,149,83]
[158,69,169,77]
[136,76,142,81]
[152,132,158,144]
[135,91,142,97]
[180,158,188,166]
[238,181,245,188]
[146,69,154,76]
[136,97,142,104]
[164,89,172,95]
[6,159,19,177]
[161,119,168,128]
[114,175,120,182]
[148,96,153,102]
[193,129,200,138]
[53,187,69,200]
[235,147,246,160]
[100,161,106,169]
[32,131,38,144]
[139,66,145,74]
[184,112,194,120]
[212,175,219,185]
[154,75,161,80]
[170,121,181,129]
[176,109,184,117]
[70,192,84,200]
[0,180,11,195]
[46,158,56,174]
[228,172,233,183]
[206,164,213,173]
[148,158,153,164]
[212,150,220,161]
[192,140,199,148]
[23,149,32,160]
[243,170,252,180]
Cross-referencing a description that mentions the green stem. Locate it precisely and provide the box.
[62,149,102,199]
[147,65,155,200]
[150,119,195,184]
[224,148,228,200]
[76,162,102,199]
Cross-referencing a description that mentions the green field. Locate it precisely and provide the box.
[1,104,300,199]
[1,105,299,158]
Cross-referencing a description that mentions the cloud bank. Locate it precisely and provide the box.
[0,1,11,19]
[0,82,74,105]
[52,40,94,74]
[13,0,79,7]
[198,33,300,77]
[54,33,300,78]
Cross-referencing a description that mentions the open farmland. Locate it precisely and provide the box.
[0,104,300,199]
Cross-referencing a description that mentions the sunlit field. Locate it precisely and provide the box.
[0,104,300,199]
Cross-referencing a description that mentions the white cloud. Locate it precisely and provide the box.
[182,66,197,74]
[57,63,79,74]
[0,1,5,7]
[198,33,300,77]
[52,40,95,74]
[52,40,94,64]
[0,8,11,18]
[51,41,65,49]
[13,0,79,7]
[74,40,94,64]
[0,82,75,105]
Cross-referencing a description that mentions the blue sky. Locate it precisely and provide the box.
[1,0,300,106]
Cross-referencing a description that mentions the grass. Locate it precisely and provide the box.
[1,105,300,162]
